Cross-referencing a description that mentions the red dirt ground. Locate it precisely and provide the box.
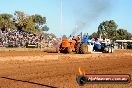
[0,49,132,88]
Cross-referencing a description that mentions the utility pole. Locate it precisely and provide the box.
[60,0,63,37]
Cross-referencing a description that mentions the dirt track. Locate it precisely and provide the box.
[0,49,132,88]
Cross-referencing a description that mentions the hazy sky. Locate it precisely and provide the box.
[0,0,132,37]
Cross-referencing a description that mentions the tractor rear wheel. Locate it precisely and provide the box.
[59,43,63,53]
[76,43,82,54]
[80,43,88,54]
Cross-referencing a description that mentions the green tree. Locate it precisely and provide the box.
[32,14,48,32]
[127,33,132,40]
[41,25,49,32]
[0,14,15,31]
[14,11,48,34]
[98,20,118,39]
[14,11,27,31]
[32,14,46,26]
[117,29,132,40]
[91,32,99,38]
[0,11,49,35]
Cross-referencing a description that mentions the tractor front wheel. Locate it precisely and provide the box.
[67,46,72,53]
[76,43,82,54]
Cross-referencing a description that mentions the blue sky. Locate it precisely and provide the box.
[0,0,132,37]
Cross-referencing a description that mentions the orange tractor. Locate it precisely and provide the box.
[59,38,76,53]
[59,35,88,53]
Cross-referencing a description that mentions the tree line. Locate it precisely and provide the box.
[0,11,49,34]
[1,11,131,40]
[91,20,132,40]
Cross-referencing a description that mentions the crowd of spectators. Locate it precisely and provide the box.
[0,28,47,48]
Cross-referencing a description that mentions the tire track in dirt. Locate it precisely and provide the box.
[0,50,132,88]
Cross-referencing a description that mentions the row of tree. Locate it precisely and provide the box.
[91,20,132,40]
[1,12,131,40]
[0,11,49,34]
